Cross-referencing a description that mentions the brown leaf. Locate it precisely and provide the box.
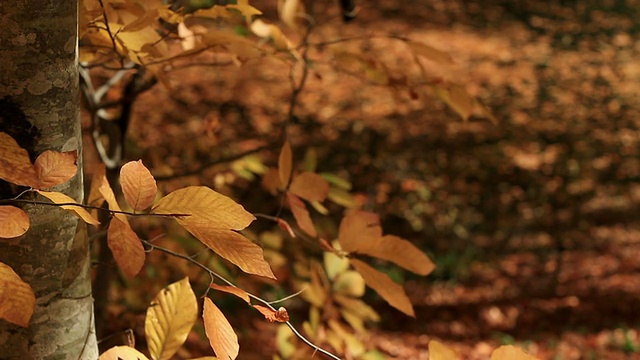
[253,305,290,323]
[491,345,539,360]
[338,211,382,252]
[350,259,414,317]
[87,163,106,207]
[203,297,239,360]
[429,340,458,360]
[210,284,250,304]
[36,191,100,226]
[98,172,128,223]
[278,140,293,189]
[355,235,435,276]
[435,84,474,121]
[108,217,145,278]
[287,193,316,237]
[0,132,38,187]
[99,346,150,360]
[261,168,281,195]
[0,206,29,238]
[34,150,77,189]
[120,160,157,211]
[0,262,35,327]
[183,223,275,279]
[152,186,255,230]
[408,41,453,64]
[289,172,330,202]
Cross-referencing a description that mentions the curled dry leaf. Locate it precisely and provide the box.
[203,297,239,360]
[34,150,77,189]
[253,305,290,323]
[278,140,293,189]
[0,206,30,238]
[36,191,100,226]
[120,160,157,211]
[349,259,415,317]
[99,346,150,360]
[0,262,35,327]
[0,132,38,187]
[146,277,198,360]
[429,340,458,360]
[107,217,145,278]
[289,171,330,202]
[210,283,250,304]
[287,193,316,237]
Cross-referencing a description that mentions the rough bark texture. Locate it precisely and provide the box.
[0,1,99,359]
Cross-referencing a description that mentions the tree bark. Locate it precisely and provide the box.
[0,1,99,359]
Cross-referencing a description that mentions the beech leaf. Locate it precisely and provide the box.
[0,206,30,238]
[278,140,293,189]
[0,262,35,327]
[146,277,198,360]
[36,191,100,226]
[338,211,382,253]
[289,171,330,202]
[429,340,458,360]
[121,160,157,211]
[210,283,250,304]
[355,235,435,276]
[108,217,145,278]
[349,259,415,317]
[0,132,38,187]
[253,305,290,323]
[203,297,239,360]
[99,346,150,360]
[34,150,77,189]
[287,193,316,237]
[491,345,539,360]
[98,172,128,223]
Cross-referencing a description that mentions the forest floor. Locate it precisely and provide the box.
[94,0,640,358]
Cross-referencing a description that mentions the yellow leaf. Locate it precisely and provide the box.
[355,235,435,276]
[99,346,150,360]
[435,84,474,121]
[146,277,198,360]
[227,0,262,23]
[34,150,77,189]
[98,172,128,223]
[334,295,380,322]
[338,211,382,253]
[408,41,452,64]
[203,297,239,360]
[36,191,100,226]
[328,320,366,357]
[350,259,414,317]
[0,262,35,327]
[152,186,255,230]
[279,0,304,29]
[323,251,349,281]
[108,217,145,278]
[491,345,539,360]
[210,283,250,304]
[0,132,38,187]
[289,172,330,202]
[120,160,157,211]
[327,187,358,208]
[0,206,29,238]
[278,140,293,189]
[286,193,316,237]
[429,340,458,360]
[332,270,365,297]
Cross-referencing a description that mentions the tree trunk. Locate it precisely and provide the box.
[0,1,99,359]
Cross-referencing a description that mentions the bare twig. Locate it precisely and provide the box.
[2,198,189,218]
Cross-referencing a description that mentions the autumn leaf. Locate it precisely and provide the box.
[36,191,100,226]
[203,297,239,360]
[0,132,38,187]
[408,41,453,64]
[491,345,539,360]
[120,160,157,211]
[227,0,262,23]
[435,84,474,121]
[279,0,304,29]
[34,150,77,189]
[253,305,290,323]
[0,262,35,327]
[146,277,198,360]
[98,172,128,223]
[354,235,435,276]
[0,206,30,238]
[210,283,250,304]
[332,270,365,297]
[429,340,458,360]
[278,140,293,189]
[108,217,145,278]
[99,346,150,360]
[287,193,316,237]
[87,163,106,207]
[289,171,330,202]
[338,211,382,253]
[349,259,414,317]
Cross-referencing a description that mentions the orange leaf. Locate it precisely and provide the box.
[491,345,539,360]
[0,262,35,327]
[408,41,452,64]
[203,297,239,360]
[108,217,145,277]
[278,140,293,189]
[183,223,275,279]
[98,172,128,223]
[99,346,150,360]
[287,193,316,237]
[0,132,37,187]
[253,305,290,323]
[435,84,474,121]
[261,168,281,194]
[349,259,414,317]
[289,172,330,202]
[152,186,255,230]
[36,191,100,226]
[87,163,106,207]
[34,150,77,189]
[354,235,435,276]
[0,206,29,238]
[429,340,458,360]
[210,283,250,304]
[338,211,382,252]
[120,160,157,211]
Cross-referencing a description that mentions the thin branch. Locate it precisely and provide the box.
[139,239,342,360]
[3,198,189,218]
